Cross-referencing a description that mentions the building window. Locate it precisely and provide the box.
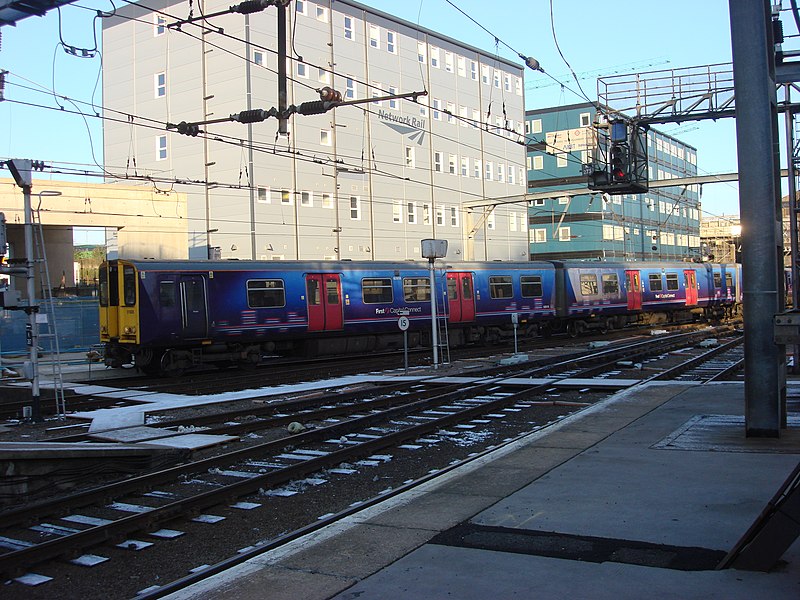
[369,25,380,49]
[457,55,466,77]
[493,69,501,88]
[407,202,417,224]
[318,68,330,85]
[389,86,398,109]
[422,203,431,225]
[472,109,480,129]
[418,95,429,118]
[530,119,542,134]
[448,154,457,174]
[296,0,306,15]
[481,64,490,84]
[510,212,517,232]
[533,155,544,170]
[418,42,426,63]
[515,76,522,96]
[320,130,331,146]
[444,51,454,73]
[321,193,334,209]
[558,226,571,241]
[432,98,441,120]
[446,101,455,124]
[459,105,468,127]
[580,112,591,127]
[253,51,263,66]
[387,30,396,54]
[526,157,532,170]
[487,211,495,230]
[297,62,308,78]
[533,228,546,243]
[156,135,167,160]
[154,14,166,36]
[405,146,415,168]
[315,5,328,22]
[474,159,481,179]
[430,46,440,68]
[508,165,515,185]
[155,72,166,97]
[434,151,443,172]
[470,60,478,80]
[393,201,403,223]
[436,205,445,226]
[557,154,568,168]
[497,163,504,182]
[350,196,361,220]
[485,161,493,180]
[344,15,354,40]
[257,186,270,203]
[450,207,459,227]
[372,82,382,105]
[345,77,355,99]
[460,156,468,176]
[300,191,313,207]
[281,189,292,205]
[504,73,511,91]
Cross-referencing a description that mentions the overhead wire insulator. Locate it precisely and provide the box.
[230,0,271,14]
[319,86,342,102]
[295,101,336,116]
[176,121,201,136]
[233,108,276,123]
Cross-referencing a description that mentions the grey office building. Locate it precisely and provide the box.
[102,0,528,261]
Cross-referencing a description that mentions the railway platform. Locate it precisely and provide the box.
[163,380,800,600]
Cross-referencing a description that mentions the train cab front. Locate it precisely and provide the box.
[99,259,140,367]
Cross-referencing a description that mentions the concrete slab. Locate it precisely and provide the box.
[90,426,177,442]
[331,543,800,600]
[139,434,239,450]
[362,491,500,532]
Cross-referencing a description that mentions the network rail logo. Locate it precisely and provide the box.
[377,110,427,145]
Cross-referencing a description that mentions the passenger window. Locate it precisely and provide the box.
[580,274,598,295]
[362,278,393,303]
[520,275,542,297]
[648,273,663,292]
[601,274,619,294]
[666,273,679,291]
[159,281,176,307]
[462,276,473,299]
[489,276,513,299]
[306,279,320,305]
[713,273,722,288]
[99,266,108,307]
[123,265,136,306]
[249,279,286,308]
[403,277,430,302]
[725,273,733,288]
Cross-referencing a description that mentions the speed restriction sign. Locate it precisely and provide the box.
[397,316,410,331]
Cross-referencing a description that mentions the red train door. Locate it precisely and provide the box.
[625,270,642,310]
[447,272,475,323]
[684,269,698,306]
[306,274,343,332]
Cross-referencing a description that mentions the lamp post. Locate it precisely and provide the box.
[421,239,448,369]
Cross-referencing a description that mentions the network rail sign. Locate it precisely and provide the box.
[377,110,427,145]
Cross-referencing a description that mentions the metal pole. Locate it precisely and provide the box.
[429,258,438,369]
[784,84,800,373]
[277,1,289,135]
[403,330,408,375]
[729,0,785,436]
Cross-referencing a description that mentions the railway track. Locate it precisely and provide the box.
[0,326,745,598]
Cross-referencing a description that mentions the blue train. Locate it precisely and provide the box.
[99,258,742,375]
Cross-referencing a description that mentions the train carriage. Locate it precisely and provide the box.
[99,258,740,375]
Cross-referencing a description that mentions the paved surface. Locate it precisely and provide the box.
[163,381,800,600]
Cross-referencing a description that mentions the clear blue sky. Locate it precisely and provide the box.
[0,0,742,230]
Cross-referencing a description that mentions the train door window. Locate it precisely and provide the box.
[447,277,459,300]
[520,275,542,297]
[403,277,430,302]
[159,281,176,307]
[99,266,108,307]
[666,273,679,291]
[123,265,137,306]
[489,276,513,299]
[725,273,733,288]
[580,273,598,295]
[306,278,321,305]
[248,279,286,308]
[325,279,340,305]
[713,272,722,288]
[462,276,473,300]
[648,273,663,292]
[362,278,393,303]
[601,273,619,294]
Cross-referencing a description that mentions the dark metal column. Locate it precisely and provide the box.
[729,0,785,436]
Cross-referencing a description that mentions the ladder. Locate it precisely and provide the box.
[435,268,451,365]
[31,207,66,418]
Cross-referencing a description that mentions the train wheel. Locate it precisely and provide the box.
[160,350,186,377]
[567,321,580,338]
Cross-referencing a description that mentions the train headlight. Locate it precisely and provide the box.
[123,326,137,335]
[100,325,107,334]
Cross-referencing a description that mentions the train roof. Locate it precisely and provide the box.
[105,259,558,272]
